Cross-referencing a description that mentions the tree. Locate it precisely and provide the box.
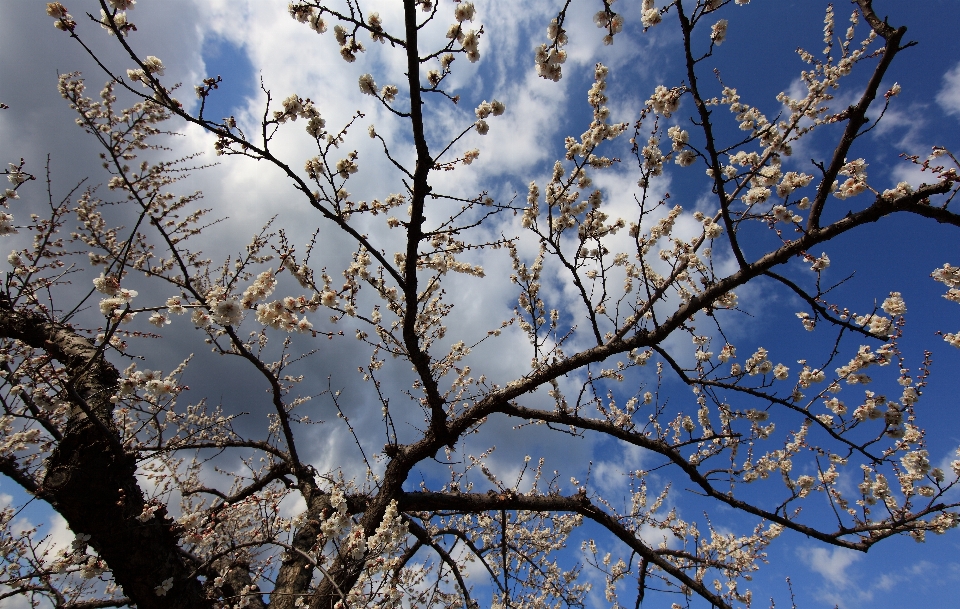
[1,0,959,607]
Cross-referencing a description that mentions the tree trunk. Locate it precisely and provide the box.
[0,300,211,609]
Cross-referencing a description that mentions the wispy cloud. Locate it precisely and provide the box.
[798,545,861,588]
[936,62,960,118]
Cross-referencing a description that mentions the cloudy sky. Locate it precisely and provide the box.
[2,1,960,607]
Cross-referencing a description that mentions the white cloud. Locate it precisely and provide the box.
[798,545,861,587]
[936,62,960,118]
[13,5,960,608]
[34,512,74,559]
[797,546,873,606]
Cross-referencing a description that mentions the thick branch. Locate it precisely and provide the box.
[400,491,731,609]
[272,492,331,609]
[210,558,266,609]
[0,301,210,609]
[64,599,134,609]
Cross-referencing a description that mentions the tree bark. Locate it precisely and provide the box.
[0,299,211,609]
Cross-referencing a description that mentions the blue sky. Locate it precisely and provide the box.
[2,1,960,608]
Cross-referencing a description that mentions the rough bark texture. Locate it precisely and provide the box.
[0,299,211,609]
[211,558,267,609]
[271,506,322,609]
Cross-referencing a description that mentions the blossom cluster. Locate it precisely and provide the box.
[446,3,481,63]
[288,2,328,33]
[834,158,869,199]
[6,4,960,609]
[535,18,568,81]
